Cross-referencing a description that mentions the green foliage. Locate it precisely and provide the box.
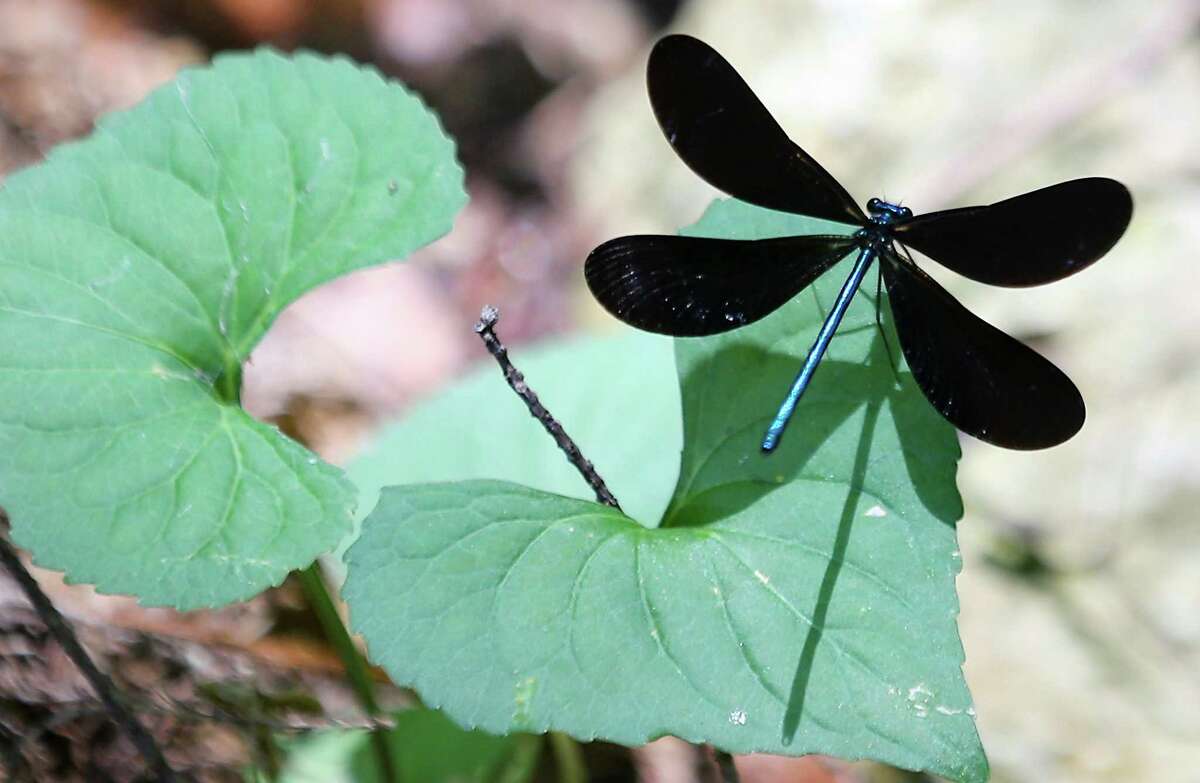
[362,709,540,783]
[0,50,465,608]
[345,201,987,780]
[347,331,680,538]
[278,708,539,783]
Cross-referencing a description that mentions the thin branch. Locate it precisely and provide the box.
[0,514,176,781]
[474,305,623,511]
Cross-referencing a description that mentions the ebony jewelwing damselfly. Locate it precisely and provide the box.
[585,34,1132,453]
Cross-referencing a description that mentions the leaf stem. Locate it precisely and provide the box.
[474,306,623,512]
[0,516,176,781]
[216,361,242,405]
[298,563,399,782]
[548,732,587,783]
[499,735,545,783]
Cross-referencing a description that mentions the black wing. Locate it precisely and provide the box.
[585,233,859,337]
[881,253,1084,449]
[894,178,1132,287]
[647,34,865,226]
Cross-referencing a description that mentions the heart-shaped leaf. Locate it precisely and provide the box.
[345,200,986,781]
[0,50,465,608]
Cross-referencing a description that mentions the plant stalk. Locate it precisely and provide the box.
[549,731,587,783]
[298,563,399,782]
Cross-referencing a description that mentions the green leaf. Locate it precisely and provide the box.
[361,709,540,783]
[276,710,540,783]
[278,709,539,783]
[0,49,466,608]
[346,330,680,538]
[345,200,986,781]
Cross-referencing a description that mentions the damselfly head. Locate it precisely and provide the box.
[867,198,912,225]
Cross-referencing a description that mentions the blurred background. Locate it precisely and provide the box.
[0,0,1197,780]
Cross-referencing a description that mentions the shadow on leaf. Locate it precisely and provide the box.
[663,327,963,745]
